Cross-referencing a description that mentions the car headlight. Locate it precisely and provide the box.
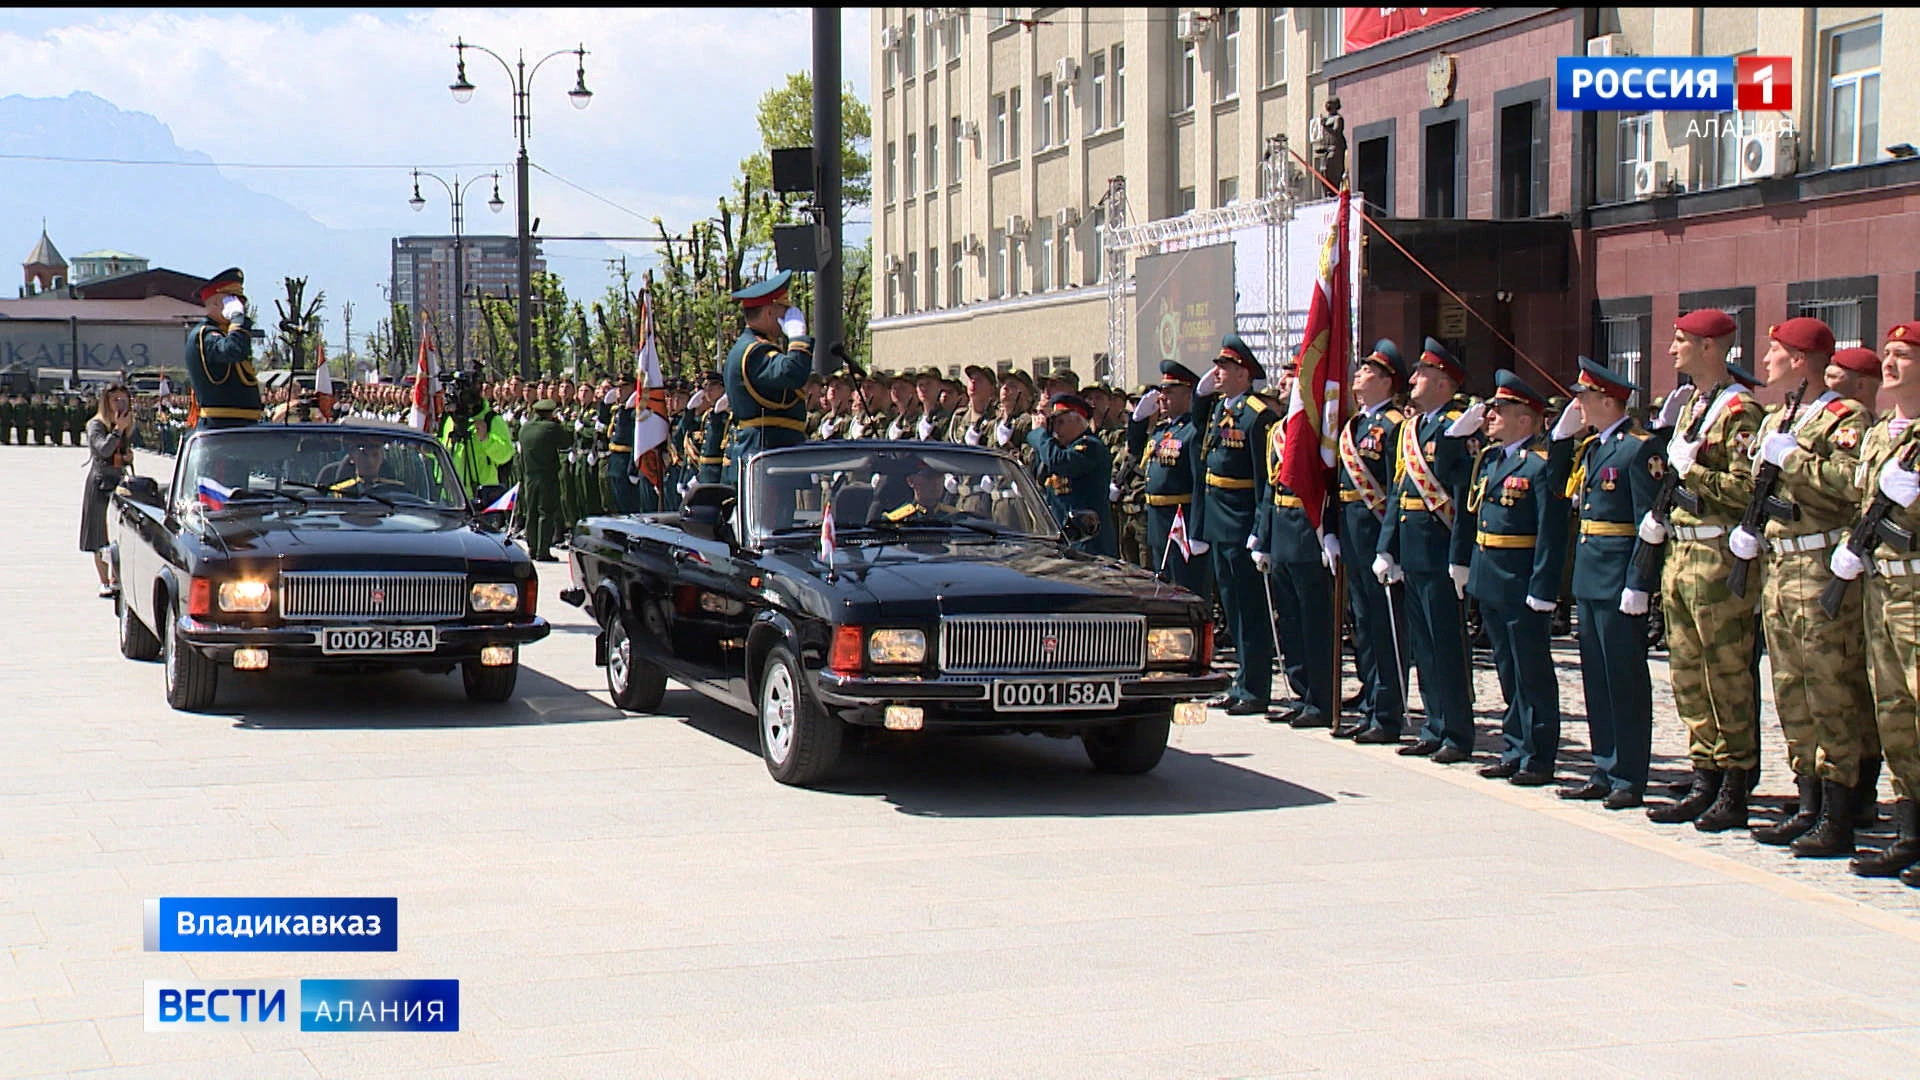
[216,579,273,613]
[867,628,927,665]
[1146,627,1196,663]
[470,582,520,613]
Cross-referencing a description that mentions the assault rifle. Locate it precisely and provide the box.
[1818,438,1920,618]
[1630,381,1716,582]
[1727,379,1808,599]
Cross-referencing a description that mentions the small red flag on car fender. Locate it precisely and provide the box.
[1167,504,1193,562]
[820,499,836,569]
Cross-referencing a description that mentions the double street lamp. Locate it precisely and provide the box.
[448,36,591,380]
[408,168,504,373]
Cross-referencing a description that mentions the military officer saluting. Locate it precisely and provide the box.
[1029,392,1117,556]
[723,269,815,467]
[947,364,1002,446]
[1553,358,1666,809]
[1375,338,1480,761]
[1334,340,1409,744]
[1126,361,1210,593]
[1192,333,1280,716]
[186,267,260,429]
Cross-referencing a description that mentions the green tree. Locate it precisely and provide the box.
[741,72,872,218]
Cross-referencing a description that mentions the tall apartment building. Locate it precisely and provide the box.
[390,235,544,367]
[868,7,1335,386]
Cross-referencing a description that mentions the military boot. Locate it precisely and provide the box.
[1900,860,1920,888]
[1753,775,1820,846]
[1791,780,1857,859]
[1850,800,1920,878]
[1854,756,1882,828]
[1694,766,1749,832]
[1647,769,1721,824]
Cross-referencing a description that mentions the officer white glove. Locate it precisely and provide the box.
[963,426,982,446]
[1653,384,1695,431]
[221,296,246,323]
[818,417,838,438]
[888,420,904,440]
[1728,525,1763,562]
[1186,537,1210,556]
[1759,431,1799,469]
[847,420,865,439]
[1830,545,1867,582]
[1880,459,1920,508]
[916,418,934,439]
[687,387,709,411]
[1525,594,1556,614]
[1372,553,1403,585]
[1618,588,1650,616]
[1251,550,1273,574]
[1246,533,1262,552]
[1445,401,1487,438]
[1320,533,1340,571]
[1132,389,1162,422]
[712,394,730,415]
[780,305,808,339]
[567,449,579,464]
[995,421,1013,445]
[603,388,618,405]
[979,475,996,494]
[1666,436,1699,478]
[1637,511,1669,545]
[944,474,959,495]
[1448,563,1470,599]
[1109,483,1122,502]
[1195,367,1222,397]
[1550,399,1586,441]
[677,480,691,497]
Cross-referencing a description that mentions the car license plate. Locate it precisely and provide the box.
[992,678,1119,712]
[320,626,436,655]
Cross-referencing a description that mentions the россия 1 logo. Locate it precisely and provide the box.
[1557,56,1791,112]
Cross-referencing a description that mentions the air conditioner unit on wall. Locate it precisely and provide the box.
[1055,57,1078,85]
[885,253,902,274]
[1176,11,1207,43]
[1006,213,1028,237]
[1740,131,1798,182]
[1633,160,1669,200]
[1055,206,1080,230]
[880,25,901,51]
[1586,34,1628,58]
[963,119,980,142]
[966,233,984,256]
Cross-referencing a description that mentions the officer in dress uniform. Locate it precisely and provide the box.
[1126,361,1210,594]
[1192,333,1280,716]
[515,398,571,561]
[1334,340,1410,744]
[1028,392,1117,556]
[723,270,814,479]
[186,268,260,429]
[1640,309,1764,827]
[1375,338,1480,762]
[1735,316,1878,853]
[1253,361,1343,731]
[1451,370,1572,784]
[1553,358,1666,810]
[605,372,641,514]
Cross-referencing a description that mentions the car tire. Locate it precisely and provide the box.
[757,643,842,786]
[162,605,218,712]
[605,611,667,713]
[118,589,160,661]
[462,657,518,703]
[1082,712,1171,774]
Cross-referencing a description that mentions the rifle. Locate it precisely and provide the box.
[1630,380,1717,582]
[1818,437,1920,618]
[1727,379,1808,599]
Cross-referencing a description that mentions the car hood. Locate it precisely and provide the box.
[197,507,516,570]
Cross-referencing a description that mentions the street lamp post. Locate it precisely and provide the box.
[408,168,504,373]
[449,36,592,381]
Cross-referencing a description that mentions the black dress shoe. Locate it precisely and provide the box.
[1557,780,1610,801]
[1224,698,1269,716]
[1287,710,1334,729]
[1332,721,1369,739]
[1399,739,1442,757]
[1478,761,1520,780]
[1603,789,1644,811]
[1269,702,1305,724]
[1432,744,1473,765]
[1355,727,1403,745]
[1510,770,1556,787]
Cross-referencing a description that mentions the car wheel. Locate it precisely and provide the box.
[118,588,160,661]
[1082,712,1171,774]
[162,605,218,711]
[462,657,518,703]
[757,643,842,786]
[605,611,667,712]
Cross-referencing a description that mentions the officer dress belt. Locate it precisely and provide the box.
[1145,493,1192,506]
[608,443,633,452]
[1770,527,1851,554]
[1272,493,1304,508]
[737,415,808,431]
[1578,519,1637,537]
[1476,531,1536,549]
[1205,472,1254,490]
[1875,557,1920,577]
[1339,490,1368,503]
[197,406,261,419]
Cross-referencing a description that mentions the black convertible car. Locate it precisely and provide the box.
[110,421,549,711]
[564,441,1225,785]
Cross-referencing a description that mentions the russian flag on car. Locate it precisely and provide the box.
[484,483,519,514]
[196,476,234,510]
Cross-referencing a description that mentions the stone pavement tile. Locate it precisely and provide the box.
[467,1015,679,1062]
[62,1049,322,1080]
[1056,1041,1320,1080]
[1588,1029,1920,1080]
[0,997,41,1028]
[0,1018,112,1074]
[290,1030,498,1077]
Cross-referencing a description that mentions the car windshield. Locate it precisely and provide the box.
[174,428,468,514]
[744,444,1059,546]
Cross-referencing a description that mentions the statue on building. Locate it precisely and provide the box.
[1311,97,1348,192]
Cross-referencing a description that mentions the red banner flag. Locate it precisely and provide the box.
[408,325,439,432]
[1279,188,1353,536]
[1343,8,1477,53]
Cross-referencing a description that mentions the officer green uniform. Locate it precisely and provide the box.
[1106,407,1147,567]
[0,396,13,445]
[1456,371,1572,780]
[1336,340,1409,742]
[606,387,642,514]
[1557,358,1665,804]
[1255,408,1339,728]
[515,399,571,560]
[700,406,733,486]
[1028,393,1117,556]
[1126,361,1209,595]
[185,267,261,429]
[722,270,814,472]
[1192,334,1280,714]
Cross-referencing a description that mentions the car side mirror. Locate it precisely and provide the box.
[679,502,736,546]
[1063,509,1100,543]
[119,475,162,505]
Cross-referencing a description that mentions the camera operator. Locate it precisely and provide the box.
[440,370,513,492]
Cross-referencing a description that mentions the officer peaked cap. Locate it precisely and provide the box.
[730,269,793,308]
[1417,337,1465,383]
[1574,356,1636,401]
[197,267,244,303]
[1490,369,1548,413]
[1159,360,1200,387]
[1216,333,1265,381]
[1361,338,1405,381]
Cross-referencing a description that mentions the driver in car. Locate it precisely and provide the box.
[880,461,961,522]
[315,438,402,493]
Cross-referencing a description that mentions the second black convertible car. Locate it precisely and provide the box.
[564,442,1225,785]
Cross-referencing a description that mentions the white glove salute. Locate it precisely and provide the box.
[603,388,618,405]
[944,474,959,495]
[1372,553,1404,585]
[1550,399,1586,441]
[1524,595,1555,614]
[687,387,710,411]
[1637,511,1669,545]
[1618,588,1650,616]
[1445,401,1487,438]
[1759,431,1799,468]
[1195,367,1222,397]
[712,394,730,415]
[1131,389,1162,422]
[221,296,246,322]
[1320,533,1340,572]
[1448,563,1470,599]
[1881,458,1920,508]
[1830,545,1867,582]
[1727,525,1763,562]
[1653,384,1695,431]
[995,422,1014,445]
[780,305,808,339]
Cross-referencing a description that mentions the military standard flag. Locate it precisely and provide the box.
[408,325,439,432]
[1279,187,1353,535]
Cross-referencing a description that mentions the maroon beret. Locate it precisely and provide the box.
[1887,322,1920,346]
[1832,346,1881,375]
[1769,316,1836,356]
[1674,309,1737,338]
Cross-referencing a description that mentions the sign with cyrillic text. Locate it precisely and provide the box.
[300,979,459,1032]
[144,897,398,951]
[1556,56,1752,111]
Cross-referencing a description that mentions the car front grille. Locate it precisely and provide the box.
[938,615,1145,674]
[279,571,468,622]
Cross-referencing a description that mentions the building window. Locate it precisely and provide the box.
[926,125,938,191]
[949,116,964,183]
[948,242,964,306]
[884,35,896,90]
[1113,45,1126,126]
[1215,9,1240,102]
[886,264,898,317]
[1702,109,1741,190]
[1217,176,1238,205]
[1089,53,1107,132]
[1791,276,1879,350]
[944,14,962,62]
[1177,38,1196,113]
[991,94,1008,163]
[1033,222,1053,292]
[1263,8,1287,87]
[1055,71,1071,144]
[1037,75,1054,149]
[1086,205,1106,284]
[1006,235,1023,294]
[1423,119,1461,218]
[903,252,917,313]
[926,248,939,310]
[1497,98,1539,218]
[1178,186,1197,214]
[903,134,917,199]
[1614,111,1652,202]
[989,229,1007,298]
[1313,8,1344,71]
[1057,218,1074,286]
[1354,122,1394,216]
[924,14,937,73]
[1009,87,1022,157]
[902,15,916,79]
[885,140,897,201]
[1827,21,1881,168]
[1599,314,1647,406]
